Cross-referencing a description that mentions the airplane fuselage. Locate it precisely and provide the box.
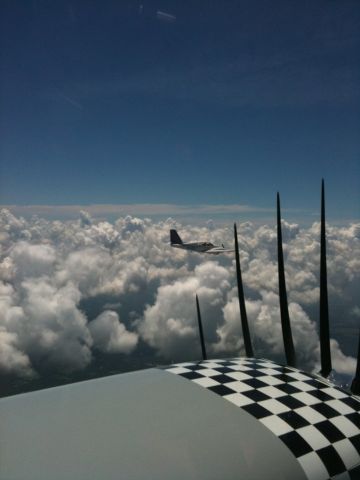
[171,242,218,254]
[169,229,233,255]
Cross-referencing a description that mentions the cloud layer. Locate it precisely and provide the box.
[0,208,358,383]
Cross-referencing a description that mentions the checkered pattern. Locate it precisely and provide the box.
[165,358,360,480]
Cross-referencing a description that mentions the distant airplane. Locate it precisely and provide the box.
[170,229,234,255]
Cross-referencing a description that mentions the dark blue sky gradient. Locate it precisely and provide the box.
[1,0,359,219]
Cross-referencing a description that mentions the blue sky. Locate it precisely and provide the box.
[1,0,359,221]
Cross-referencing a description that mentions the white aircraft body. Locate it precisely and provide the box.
[0,357,359,480]
[170,229,234,255]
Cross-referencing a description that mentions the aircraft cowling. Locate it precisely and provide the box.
[0,357,359,480]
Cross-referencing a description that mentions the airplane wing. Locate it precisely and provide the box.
[205,247,235,254]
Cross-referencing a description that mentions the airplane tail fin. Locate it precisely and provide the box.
[170,229,183,245]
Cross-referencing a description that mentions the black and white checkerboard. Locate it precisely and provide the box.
[166,358,360,480]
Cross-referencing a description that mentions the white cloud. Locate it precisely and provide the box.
[20,279,92,372]
[216,291,319,367]
[89,310,138,354]
[0,328,32,376]
[331,339,357,375]
[10,242,56,280]
[56,247,113,295]
[79,209,93,227]
[139,262,230,360]
[0,208,358,382]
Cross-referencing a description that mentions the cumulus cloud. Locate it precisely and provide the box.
[0,282,31,376]
[89,310,138,354]
[56,247,113,295]
[139,262,230,360]
[0,208,358,384]
[13,279,92,373]
[79,210,93,227]
[0,329,32,376]
[10,242,56,280]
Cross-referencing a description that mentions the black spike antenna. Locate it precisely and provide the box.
[234,223,253,357]
[350,329,360,395]
[195,294,207,361]
[277,193,296,367]
[319,179,332,377]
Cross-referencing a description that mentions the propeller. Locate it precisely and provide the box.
[234,223,253,357]
[350,329,360,395]
[319,179,332,377]
[195,294,207,361]
[277,193,296,367]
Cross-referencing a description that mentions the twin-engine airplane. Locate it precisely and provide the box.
[170,229,234,255]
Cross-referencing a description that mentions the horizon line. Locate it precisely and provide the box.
[1,204,358,224]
